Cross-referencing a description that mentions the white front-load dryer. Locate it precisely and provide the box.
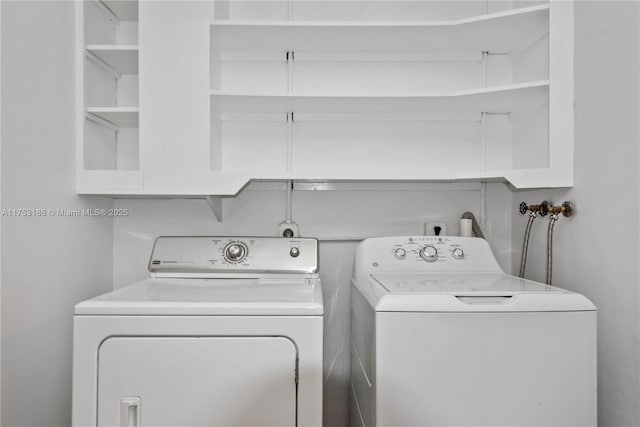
[73,236,323,427]
[350,236,596,427]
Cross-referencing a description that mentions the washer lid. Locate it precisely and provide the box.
[372,273,564,294]
[368,274,596,312]
[74,278,323,316]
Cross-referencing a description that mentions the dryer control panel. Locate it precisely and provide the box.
[354,236,502,275]
[149,236,318,276]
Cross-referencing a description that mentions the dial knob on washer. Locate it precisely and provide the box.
[224,243,247,262]
[394,248,406,259]
[452,247,464,260]
[419,245,438,262]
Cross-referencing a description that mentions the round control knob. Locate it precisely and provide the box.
[224,242,247,263]
[419,245,438,262]
[452,247,464,260]
[290,247,300,258]
[394,248,406,259]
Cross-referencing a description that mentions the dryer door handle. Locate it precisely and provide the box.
[120,397,141,427]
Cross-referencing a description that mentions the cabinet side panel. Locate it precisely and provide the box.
[548,0,574,184]
[139,1,213,189]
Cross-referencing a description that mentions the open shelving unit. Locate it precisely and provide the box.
[206,0,572,191]
[76,0,573,196]
[77,0,142,193]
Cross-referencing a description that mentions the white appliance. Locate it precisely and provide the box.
[73,236,323,427]
[350,236,596,427]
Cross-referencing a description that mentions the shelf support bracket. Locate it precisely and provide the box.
[86,112,120,133]
[94,0,120,25]
[205,196,223,222]
[86,50,122,80]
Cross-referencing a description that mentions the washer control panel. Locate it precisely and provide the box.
[355,236,502,275]
[390,236,467,264]
[149,236,318,275]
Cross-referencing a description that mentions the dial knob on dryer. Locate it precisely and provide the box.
[419,245,438,262]
[394,248,406,259]
[452,248,464,260]
[224,242,247,262]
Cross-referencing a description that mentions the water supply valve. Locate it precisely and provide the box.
[548,201,574,218]
[518,200,550,217]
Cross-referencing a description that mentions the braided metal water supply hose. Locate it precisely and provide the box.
[518,201,549,278]
[545,202,574,285]
[546,213,559,285]
[519,212,536,278]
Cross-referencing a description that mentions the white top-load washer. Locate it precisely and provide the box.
[73,236,323,427]
[350,236,596,427]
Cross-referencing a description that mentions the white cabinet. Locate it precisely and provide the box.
[77,1,573,195]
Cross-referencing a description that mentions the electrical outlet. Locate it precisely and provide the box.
[278,222,299,238]
[425,222,447,236]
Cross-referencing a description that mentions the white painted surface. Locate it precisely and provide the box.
[139,1,213,193]
[1,2,114,426]
[511,2,640,425]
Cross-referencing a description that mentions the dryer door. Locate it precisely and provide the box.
[97,336,297,426]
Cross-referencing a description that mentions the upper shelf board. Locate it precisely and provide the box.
[86,45,139,74]
[101,0,138,21]
[210,81,549,114]
[211,4,549,53]
[87,107,139,127]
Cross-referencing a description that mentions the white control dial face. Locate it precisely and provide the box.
[452,247,464,260]
[394,248,406,259]
[223,242,248,263]
[419,245,438,262]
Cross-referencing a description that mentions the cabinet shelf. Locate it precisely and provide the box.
[211,4,549,53]
[86,45,139,74]
[210,81,549,114]
[86,107,139,127]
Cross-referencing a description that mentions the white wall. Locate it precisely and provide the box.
[113,182,512,426]
[511,2,640,426]
[1,2,114,426]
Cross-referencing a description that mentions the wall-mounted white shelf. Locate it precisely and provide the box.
[211,4,549,53]
[86,45,139,74]
[87,107,139,127]
[210,81,549,114]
